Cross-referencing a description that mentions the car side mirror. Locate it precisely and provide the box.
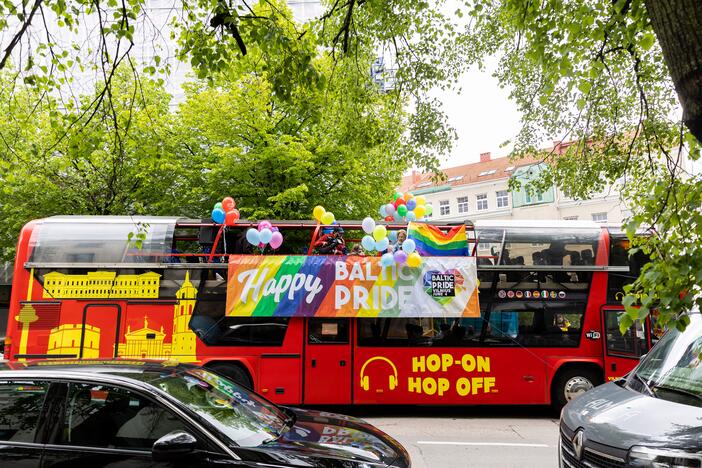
[152,430,197,462]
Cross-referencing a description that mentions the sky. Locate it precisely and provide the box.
[432,61,523,168]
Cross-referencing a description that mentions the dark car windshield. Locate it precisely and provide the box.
[128,368,287,447]
[632,313,702,407]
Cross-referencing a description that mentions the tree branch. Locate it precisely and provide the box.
[0,0,43,69]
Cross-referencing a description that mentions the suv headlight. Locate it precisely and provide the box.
[629,446,702,467]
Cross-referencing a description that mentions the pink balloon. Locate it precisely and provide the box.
[270,231,283,249]
[258,220,272,232]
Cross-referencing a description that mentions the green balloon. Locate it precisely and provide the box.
[425,204,433,216]
[393,192,403,201]
[214,202,223,209]
[397,204,408,216]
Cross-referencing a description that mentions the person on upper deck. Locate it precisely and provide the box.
[393,230,407,252]
[314,226,348,255]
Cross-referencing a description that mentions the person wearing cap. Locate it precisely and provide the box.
[314,225,348,255]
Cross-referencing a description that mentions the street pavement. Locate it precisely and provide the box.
[341,405,560,468]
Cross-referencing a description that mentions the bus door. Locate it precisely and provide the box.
[602,307,648,380]
[81,304,122,358]
[304,318,352,404]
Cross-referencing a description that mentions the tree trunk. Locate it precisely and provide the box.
[645,0,702,142]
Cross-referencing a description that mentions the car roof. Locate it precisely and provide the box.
[0,358,196,383]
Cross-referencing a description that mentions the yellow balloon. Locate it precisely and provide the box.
[313,205,326,221]
[321,212,335,225]
[414,205,426,218]
[373,225,387,241]
[407,252,422,268]
[415,195,426,206]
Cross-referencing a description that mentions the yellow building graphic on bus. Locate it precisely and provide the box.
[39,271,197,362]
[117,272,199,362]
[47,323,100,358]
[119,317,170,358]
[42,271,160,299]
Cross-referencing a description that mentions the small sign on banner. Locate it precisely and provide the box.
[428,273,456,297]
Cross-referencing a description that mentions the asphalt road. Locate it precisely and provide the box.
[339,405,560,468]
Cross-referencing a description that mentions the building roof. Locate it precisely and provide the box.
[400,152,543,193]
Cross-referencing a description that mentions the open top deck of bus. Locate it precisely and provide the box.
[22,215,617,271]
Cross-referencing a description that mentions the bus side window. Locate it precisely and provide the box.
[484,302,585,347]
[607,235,649,303]
[308,319,349,344]
[603,310,648,356]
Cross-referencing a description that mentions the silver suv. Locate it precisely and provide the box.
[560,312,702,467]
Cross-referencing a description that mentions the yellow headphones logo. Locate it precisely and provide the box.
[360,356,398,392]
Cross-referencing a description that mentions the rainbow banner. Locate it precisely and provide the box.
[226,255,479,318]
[407,222,469,256]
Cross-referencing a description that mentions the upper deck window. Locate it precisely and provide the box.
[474,223,600,267]
[28,216,178,265]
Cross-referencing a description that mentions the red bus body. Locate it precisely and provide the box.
[4,217,650,406]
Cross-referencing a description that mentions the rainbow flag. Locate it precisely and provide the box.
[407,222,469,256]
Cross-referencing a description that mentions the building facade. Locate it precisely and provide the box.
[400,147,628,225]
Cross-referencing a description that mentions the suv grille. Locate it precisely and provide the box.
[560,432,625,468]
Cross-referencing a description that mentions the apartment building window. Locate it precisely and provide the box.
[525,191,544,204]
[592,212,608,223]
[439,200,450,216]
[476,193,488,211]
[496,190,508,208]
[457,196,469,213]
[563,216,579,220]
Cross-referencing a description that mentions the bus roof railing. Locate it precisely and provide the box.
[23,260,630,273]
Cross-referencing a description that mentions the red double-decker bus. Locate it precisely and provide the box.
[4,216,650,408]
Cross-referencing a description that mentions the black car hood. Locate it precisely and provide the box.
[562,381,702,450]
[239,407,409,467]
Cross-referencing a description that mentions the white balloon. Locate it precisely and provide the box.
[361,216,376,235]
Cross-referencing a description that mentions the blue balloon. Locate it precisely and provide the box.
[406,211,417,221]
[402,238,416,254]
[211,208,225,224]
[375,237,389,251]
[407,199,417,210]
[361,235,376,251]
[380,252,394,267]
[379,205,387,217]
[246,228,260,245]
[388,230,398,242]
[393,211,403,221]
[259,228,273,244]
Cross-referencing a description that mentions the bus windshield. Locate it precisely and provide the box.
[632,312,702,407]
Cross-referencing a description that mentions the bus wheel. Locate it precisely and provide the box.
[552,367,600,409]
[206,362,253,390]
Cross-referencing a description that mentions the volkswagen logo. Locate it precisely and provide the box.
[572,429,585,460]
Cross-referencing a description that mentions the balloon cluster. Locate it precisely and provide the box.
[246,221,283,250]
[313,205,336,225]
[379,192,433,223]
[211,197,240,226]
[360,217,389,252]
[360,216,423,268]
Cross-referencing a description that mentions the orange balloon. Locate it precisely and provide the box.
[222,197,236,212]
[403,192,413,201]
[225,209,240,226]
